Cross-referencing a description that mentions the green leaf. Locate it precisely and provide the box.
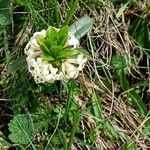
[111,55,126,70]
[122,141,137,150]
[69,16,94,39]
[45,37,56,47]
[129,90,147,118]
[8,56,27,73]
[41,53,54,61]
[46,26,58,45]
[88,129,99,143]
[58,26,69,47]
[56,48,79,59]
[0,0,9,7]
[143,120,150,136]
[118,69,129,90]
[15,0,30,7]
[51,45,63,57]
[0,0,12,26]
[91,91,102,118]
[38,38,52,54]
[89,119,119,142]
[58,130,68,149]
[104,121,119,140]
[8,114,43,144]
[75,48,92,59]
[143,126,150,136]
[128,18,150,49]
[116,2,130,19]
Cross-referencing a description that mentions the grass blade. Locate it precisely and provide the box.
[63,0,79,26]
[52,0,60,26]
[116,2,130,19]
[67,111,81,150]
[129,90,147,118]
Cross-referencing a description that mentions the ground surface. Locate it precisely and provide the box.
[0,0,150,149]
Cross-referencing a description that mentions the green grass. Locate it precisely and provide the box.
[0,0,150,149]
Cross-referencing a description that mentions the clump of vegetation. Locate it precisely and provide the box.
[0,0,150,149]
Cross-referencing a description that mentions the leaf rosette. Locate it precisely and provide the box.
[24,26,87,83]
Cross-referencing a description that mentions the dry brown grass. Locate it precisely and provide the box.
[69,0,150,149]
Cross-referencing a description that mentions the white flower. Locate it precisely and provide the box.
[24,30,46,55]
[61,61,78,79]
[24,28,87,84]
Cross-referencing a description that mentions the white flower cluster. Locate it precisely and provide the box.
[24,29,87,83]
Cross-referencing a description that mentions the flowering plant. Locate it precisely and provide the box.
[24,16,93,83]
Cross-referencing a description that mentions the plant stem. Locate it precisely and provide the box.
[67,112,81,150]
